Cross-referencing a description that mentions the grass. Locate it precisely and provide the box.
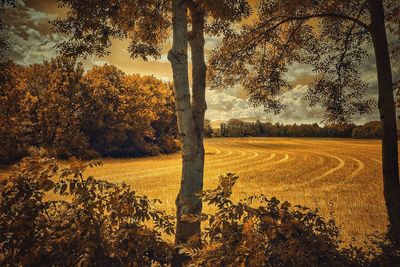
[0,137,388,246]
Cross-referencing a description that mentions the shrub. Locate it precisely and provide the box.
[0,157,174,266]
[179,173,369,267]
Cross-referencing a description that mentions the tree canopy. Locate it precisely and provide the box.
[52,0,250,59]
[0,57,179,163]
[209,0,399,123]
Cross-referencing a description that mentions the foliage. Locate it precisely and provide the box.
[219,119,364,138]
[81,65,179,157]
[0,61,31,163]
[0,156,175,266]
[1,158,399,266]
[0,57,179,164]
[179,173,398,267]
[207,0,400,123]
[366,232,400,266]
[52,0,250,60]
[203,119,214,138]
[352,121,382,139]
[23,56,95,159]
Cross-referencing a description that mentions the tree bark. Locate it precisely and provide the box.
[368,0,400,245]
[189,3,207,136]
[168,0,206,253]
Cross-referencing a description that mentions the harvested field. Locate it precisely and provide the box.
[81,137,387,245]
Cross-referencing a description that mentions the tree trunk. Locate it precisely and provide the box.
[168,0,206,253]
[368,0,400,245]
[189,3,207,136]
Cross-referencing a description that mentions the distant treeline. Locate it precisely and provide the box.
[0,57,179,164]
[212,119,382,139]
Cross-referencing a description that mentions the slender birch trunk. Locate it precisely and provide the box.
[168,0,206,253]
[368,0,400,245]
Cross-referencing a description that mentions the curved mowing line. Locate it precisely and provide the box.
[205,149,260,169]
[264,152,276,161]
[369,158,382,165]
[136,149,261,179]
[217,150,268,168]
[234,151,296,178]
[231,151,278,171]
[275,153,289,163]
[283,152,345,189]
[347,156,365,179]
[321,156,367,191]
[95,139,381,187]
[104,146,236,179]
[137,149,274,180]
[233,151,290,170]
[117,146,249,180]
[206,147,246,164]
[257,152,291,167]
[205,147,221,155]
[310,153,345,180]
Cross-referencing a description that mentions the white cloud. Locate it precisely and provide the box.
[205,84,380,126]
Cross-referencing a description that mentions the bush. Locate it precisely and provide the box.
[179,174,398,267]
[0,157,174,266]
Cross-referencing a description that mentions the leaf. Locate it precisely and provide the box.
[242,218,254,235]
[70,180,76,194]
[60,183,68,194]
[42,179,55,192]
[187,234,201,245]
[281,201,291,210]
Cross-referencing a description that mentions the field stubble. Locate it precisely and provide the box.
[84,137,388,246]
[0,138,387,246]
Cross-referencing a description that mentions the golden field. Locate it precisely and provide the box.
[83,137,386,246]
[0,137,387,245]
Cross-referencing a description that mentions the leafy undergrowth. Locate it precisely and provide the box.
[0,157,398,266]
[179,174,400,266]
[0,157,174,266]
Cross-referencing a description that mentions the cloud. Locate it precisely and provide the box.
[205,85,380,125]
[3,2,65,65]
[6,25,65,65]
[205,85,324,124]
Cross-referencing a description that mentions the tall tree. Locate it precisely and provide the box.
[209,0,400,244]
[24,56,92,157]
[203,119,214,137]
[0,62,31,163]
[53,0,250,253]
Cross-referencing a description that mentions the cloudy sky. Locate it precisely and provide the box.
[3,0,399,127]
